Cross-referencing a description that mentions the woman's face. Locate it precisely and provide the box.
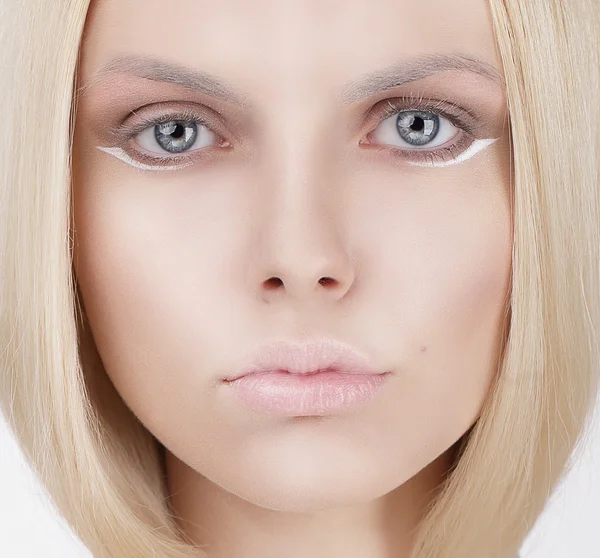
[72,0,511,514]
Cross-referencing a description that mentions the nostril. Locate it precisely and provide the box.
[264,277,283,290]
[262,276,337,290]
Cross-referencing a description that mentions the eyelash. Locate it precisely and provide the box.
[109,95,478,169]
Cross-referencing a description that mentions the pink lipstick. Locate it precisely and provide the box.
[223,338,390,416]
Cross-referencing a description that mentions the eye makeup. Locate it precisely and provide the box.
[95,146,194,172]
[94,93,502,172]
[391,137,499,168]
[95,137,500,172]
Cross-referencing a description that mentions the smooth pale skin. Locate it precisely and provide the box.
[72,0,512,556]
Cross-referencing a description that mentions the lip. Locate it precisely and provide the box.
[223,337,390,416]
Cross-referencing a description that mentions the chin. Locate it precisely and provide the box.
[214,441,405,513]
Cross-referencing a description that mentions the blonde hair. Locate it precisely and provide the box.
[0,1,598,557]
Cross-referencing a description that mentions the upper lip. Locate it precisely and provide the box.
[224,337,387,381]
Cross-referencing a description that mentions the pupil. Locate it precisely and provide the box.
[172,124,184,139]
[411,117,424,132]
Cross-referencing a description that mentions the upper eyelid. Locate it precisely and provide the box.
[108,102,229,143]
[367,97,479,138]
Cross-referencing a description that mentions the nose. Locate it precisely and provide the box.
[246,181,356,306]
[244,97,358,307]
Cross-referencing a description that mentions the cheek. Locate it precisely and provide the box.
[371,172,512,342]
[342,178,513,483]
[424,210,511,334]
[70,164,252,419]
[72,183,203,344]
[436,198,511,335]
[373,178,512,441]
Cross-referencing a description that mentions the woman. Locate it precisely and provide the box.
[0,0,598,557]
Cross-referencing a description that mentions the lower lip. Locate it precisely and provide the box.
[224,370,390,416]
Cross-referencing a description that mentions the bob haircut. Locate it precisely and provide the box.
[1,1,599,557]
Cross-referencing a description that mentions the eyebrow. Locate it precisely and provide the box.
[81,53,503,108]
[341,53,504,103]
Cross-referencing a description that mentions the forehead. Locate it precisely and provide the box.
[79,0,501,101]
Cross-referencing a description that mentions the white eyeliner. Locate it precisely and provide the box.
[97,137,499,172]
[95,146,193,172]
[405,138,500,168]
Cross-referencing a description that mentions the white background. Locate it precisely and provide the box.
[1,394,599,558]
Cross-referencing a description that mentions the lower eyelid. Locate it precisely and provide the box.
[97,122,497,171]
[97,138,498,173]
[96,146,194,172]
[402,137,500,168]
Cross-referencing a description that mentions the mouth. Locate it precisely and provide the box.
[222,337,390,416]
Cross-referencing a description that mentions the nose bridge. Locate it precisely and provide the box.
[247,96,354,302]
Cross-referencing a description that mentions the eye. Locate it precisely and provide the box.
[369,109,457,150]
[101,105,231,171]
[135,120,219,156]
[101,98,495,172]
[360,97,497,167]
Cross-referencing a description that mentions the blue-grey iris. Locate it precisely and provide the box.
[396,111,439,146]
[155,121,198,153]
